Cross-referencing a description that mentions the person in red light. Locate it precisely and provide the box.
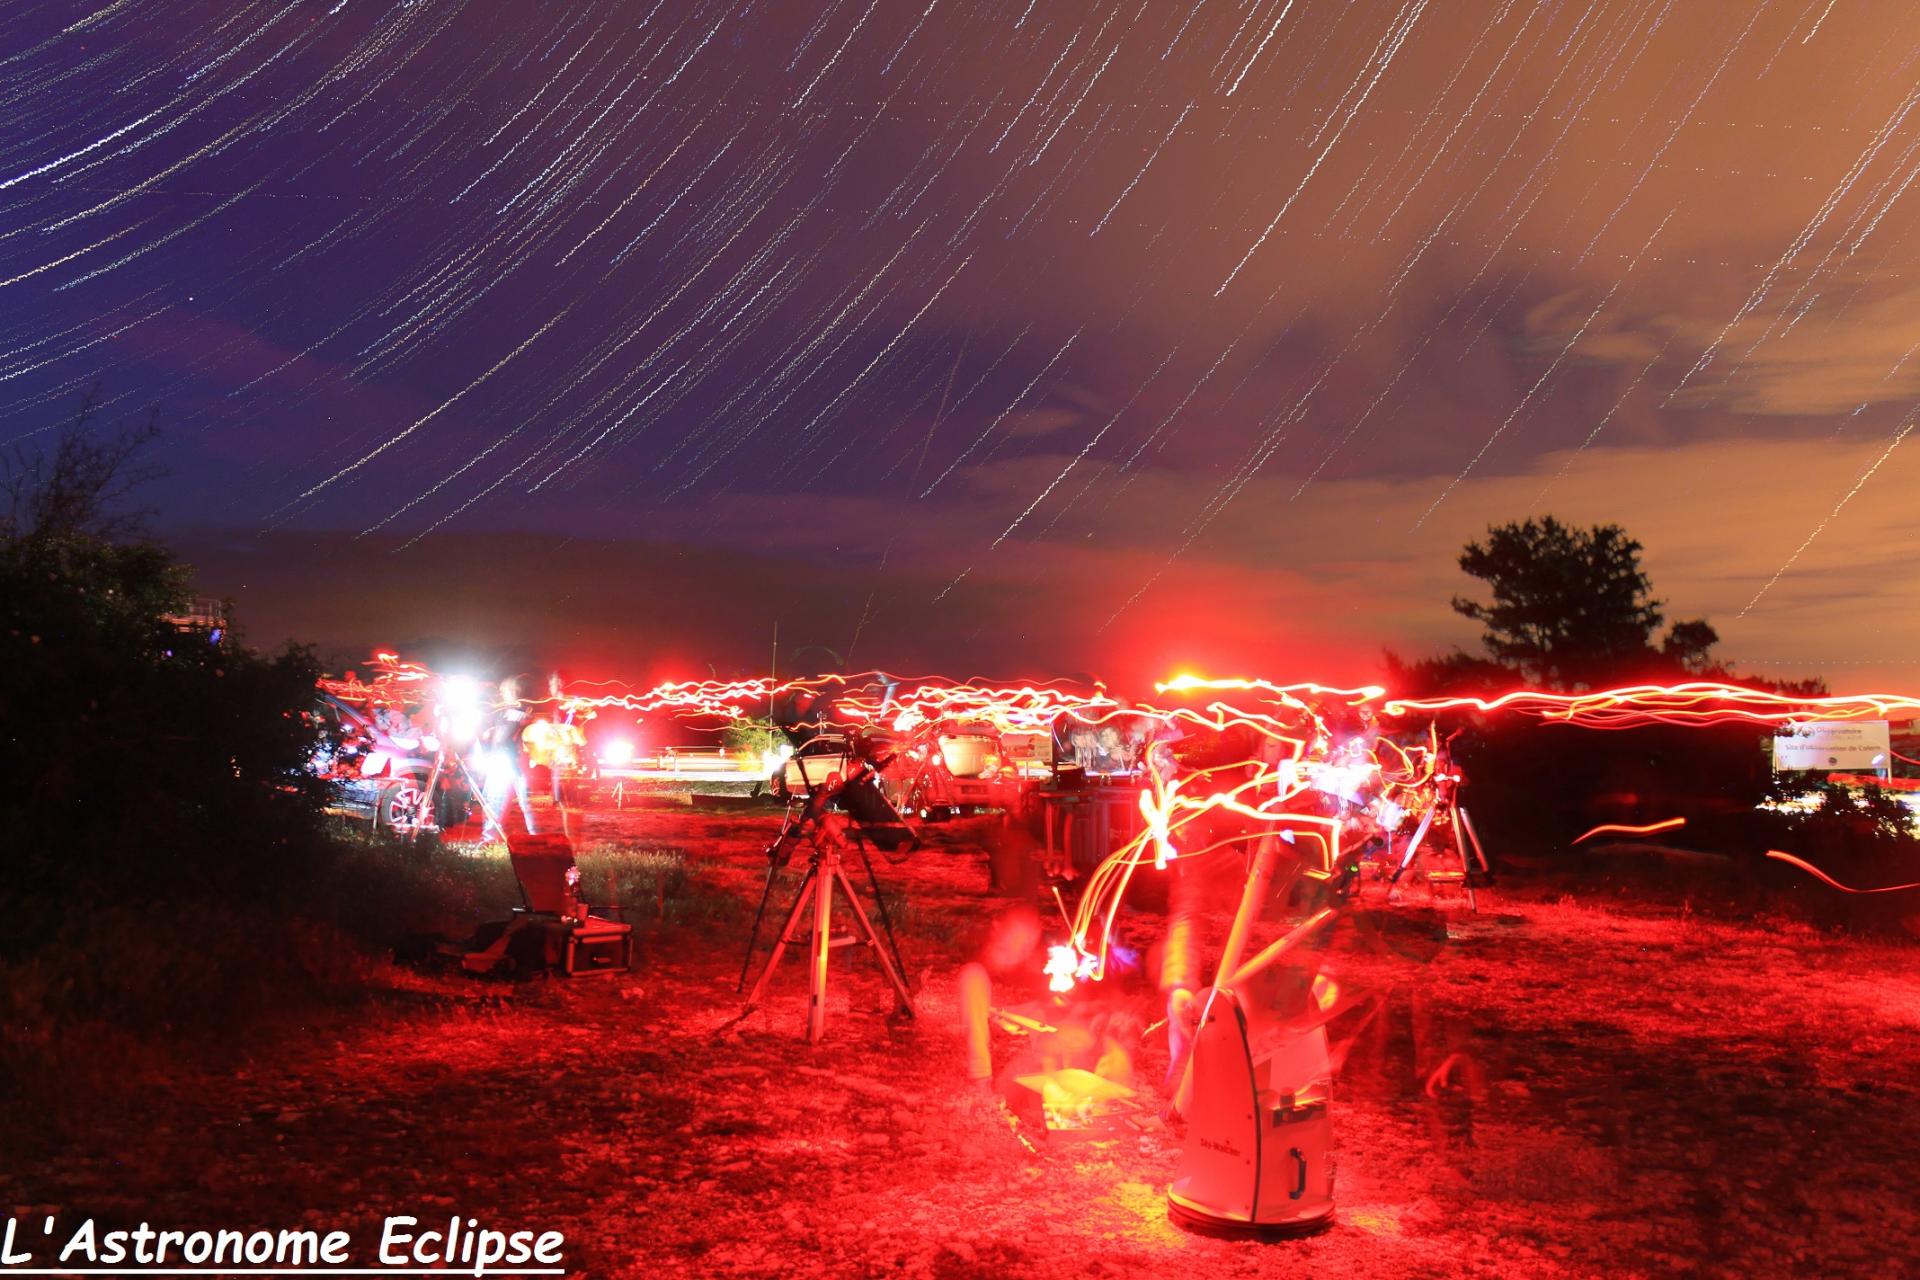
[1157,712,1337,1100]
[524,672,588,804]
[478,676,535,841]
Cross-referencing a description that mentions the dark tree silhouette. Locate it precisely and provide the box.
[1660,618,1722,675]
[1,392,326,914]
[1394,519,1822,850]
[1452,516,1678,689]
[2,384,161,543]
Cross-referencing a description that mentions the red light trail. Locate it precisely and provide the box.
[1572,817,1688,845]
[1387,680,1920,729]
[1765,850,1920,895]
[325,654,1920,977]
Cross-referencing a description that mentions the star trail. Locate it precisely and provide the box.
[4,1,1920,682]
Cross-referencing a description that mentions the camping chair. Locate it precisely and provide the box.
[458,831,633,977]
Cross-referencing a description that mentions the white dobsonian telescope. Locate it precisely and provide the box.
[1168,983,1336,1237]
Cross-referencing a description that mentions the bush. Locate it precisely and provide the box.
[1451,717,1773,850]
[0,409,364,1044]
[0,529,331,925]
[1753,780,1920,925]
[720,717,781,766]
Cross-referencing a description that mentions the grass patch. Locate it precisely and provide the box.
[312,821,522,938]
[573,842,752,933]
[0,820,522,1053]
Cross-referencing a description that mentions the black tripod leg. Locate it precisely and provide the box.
[1459,806,1493,880]
[855,840,911,995]
[737,857,782,993]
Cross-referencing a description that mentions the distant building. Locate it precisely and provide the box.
[164,596,228,644]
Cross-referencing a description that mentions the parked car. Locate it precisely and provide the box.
[311,693,475,831]
[770,734,868,802]
[903,728,1027,818]
[772,723,1030,820]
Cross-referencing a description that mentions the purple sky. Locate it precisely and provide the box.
[5,2,1920,688]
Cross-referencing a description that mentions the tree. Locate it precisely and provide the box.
[721,716,782,765]
[2,384,160,543]
[1380,647,1510,698]
[0,395,327,915]
[1660,618,1721,675]
[1425,518,1814,851]
[1452,516,1675,689]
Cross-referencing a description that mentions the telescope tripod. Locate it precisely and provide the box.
[1385,790,1490,910]
[739,809,915,1042]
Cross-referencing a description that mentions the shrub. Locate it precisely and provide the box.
[1451,717,1773,849]
[0,528,332,924]
[721,717,781,766]
[1758,778,1920,905]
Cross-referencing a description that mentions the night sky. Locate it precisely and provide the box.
[5,1,1920,687]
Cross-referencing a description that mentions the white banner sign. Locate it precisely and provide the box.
[1771,720,1891,772]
